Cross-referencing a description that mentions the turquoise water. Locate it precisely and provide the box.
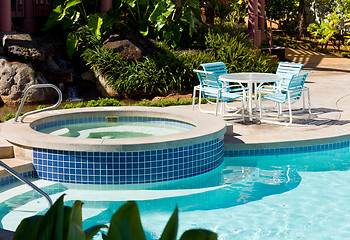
[1,146,350,239]
[38,122,189,139]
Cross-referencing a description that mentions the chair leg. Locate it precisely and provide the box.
[198,89,203,113]
[302,89,306,112]
[277,103,282,117]
[215,94,220,116]
[287,96,293,125]
[192,86,197,110]
[307,88,311,118]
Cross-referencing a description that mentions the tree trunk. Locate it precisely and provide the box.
[298,0,306,37]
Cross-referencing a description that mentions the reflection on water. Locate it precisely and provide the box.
[1,145,350,237]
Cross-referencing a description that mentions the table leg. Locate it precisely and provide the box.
[248,82,253,121]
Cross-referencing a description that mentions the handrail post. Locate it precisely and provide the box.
[14,84,62,123]
[0,160,53,207]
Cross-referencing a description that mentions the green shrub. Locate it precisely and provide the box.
[60,97,207,109]
[4,112,23,121]
[63,102,87,109]
[86,98,125,107]
[36,105,46,110]
[14,195,217,240]
[204,29,278,73]
[136,98,195,107]
[83,25,277,97]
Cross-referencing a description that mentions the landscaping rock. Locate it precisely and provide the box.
[2,33,53,62]
[95,73,119,98]
[104,31,157,61]
[0,59,54,103]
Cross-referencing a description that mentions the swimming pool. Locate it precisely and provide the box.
[1,140,350,239]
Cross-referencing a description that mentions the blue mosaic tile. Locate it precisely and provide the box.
[224,140,350,157]
[0,171,38,186]
[32,137,224,185]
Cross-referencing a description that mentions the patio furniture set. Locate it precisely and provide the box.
[192,62,311,126]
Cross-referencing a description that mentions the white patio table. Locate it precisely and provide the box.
[219,72,283,121]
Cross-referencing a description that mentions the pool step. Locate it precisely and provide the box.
[0,123,14,159]
[0,158,34,179]
[0,140,14,159]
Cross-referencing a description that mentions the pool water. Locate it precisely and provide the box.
[1,145,350,239]
[38,121,189,139]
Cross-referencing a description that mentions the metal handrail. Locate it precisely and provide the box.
[0,160,53,207]
[14,84,62,123]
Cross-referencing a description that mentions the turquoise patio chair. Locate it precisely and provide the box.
[260,62,304,92]
[192,69,245,120]
[258,71,311,126]
[260,62,310,110]
[200,62,248,93]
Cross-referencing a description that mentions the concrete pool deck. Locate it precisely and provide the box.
[0,48,350,177]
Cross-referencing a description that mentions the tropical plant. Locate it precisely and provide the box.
[119,0,204,48]
[42,0,120,57]
[204,28,278,73]
[13,195,217,240]
[307,12,340,49]
[13,195,105,240]
[82,24,277,97]
[4,112,23,121]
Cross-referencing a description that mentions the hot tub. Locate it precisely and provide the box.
[3,106,226,184]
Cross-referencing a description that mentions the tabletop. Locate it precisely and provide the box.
[219,72,283,83]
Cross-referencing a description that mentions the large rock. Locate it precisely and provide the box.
[0,58,55,103]
[1,33,53,62]
[104,31,157,61]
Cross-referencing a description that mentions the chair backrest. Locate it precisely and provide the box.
[277,62,304,79]
[200,62,227,76]
[276,62,304,89]
[194,69,223,99]
[284,71,311,100]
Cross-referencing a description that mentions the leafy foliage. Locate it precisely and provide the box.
[42,0,120,57]
[14,195,217,240]
[13,195,106,240]
[4,112,23,121]
[307,1,350,50]
[82,25,277,97]
[204,28,278,73]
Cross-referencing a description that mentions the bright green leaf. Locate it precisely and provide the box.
[13,215,43,240]
[85,225,108,240]
[37,194,65,240]
[159,206,178,240]
[106,201,146,240]
[87,14,103,40]
[149,2,166,22]
[66,32,78,59]
[65,0,82,9]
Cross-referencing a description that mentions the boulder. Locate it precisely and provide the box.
[1,33,53,62]
[0,58,55,103]
[103,31,157,61]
